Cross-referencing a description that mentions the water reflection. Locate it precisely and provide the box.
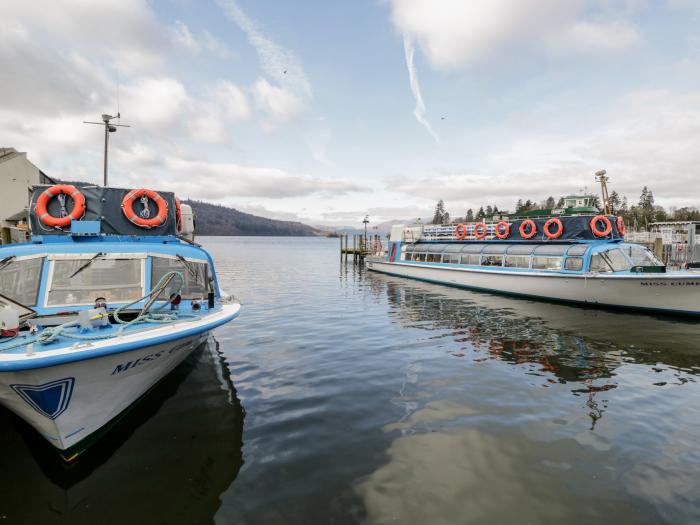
[356,273,700,524]
[0,338,245,524]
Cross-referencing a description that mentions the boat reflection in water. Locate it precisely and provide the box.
[0,337,244,524]
[357,272,700,525]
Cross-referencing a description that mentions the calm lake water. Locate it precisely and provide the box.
[1,236,700,524]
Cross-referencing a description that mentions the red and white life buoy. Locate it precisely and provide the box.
[122,189,169,228]
[543,218,564,239]
[590,215,612,238]
[35,184,86,228]
[474,222,488,240]
[455,224,468,240]
[519,219,537,239]
[495,221,510,239]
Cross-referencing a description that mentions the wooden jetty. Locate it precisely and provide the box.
[340,234,382,263]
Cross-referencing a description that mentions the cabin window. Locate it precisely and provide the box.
[504,255,531,268]
[620,245,662,267]
[532,256,562,271]
[151,257,209,299]
[0,257,43,306]
[567,244,589,256]
[506,244,536,255]
[47,258,143,306]
[534,245,567,256]
[460,254,480,265]
[589,254,612,272]
[564,257,583,271]
[604,249,632,272]
[415,253,426,262]
[404,253,413,261]
[442,253,460,264]
[481,255,503,267]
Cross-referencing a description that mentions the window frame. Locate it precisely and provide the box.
[0,254,45,307]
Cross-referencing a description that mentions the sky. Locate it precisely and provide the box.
[1,0,700,227]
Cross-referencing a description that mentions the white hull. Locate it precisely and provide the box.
[0,304,240,453]
[366,259,700,315]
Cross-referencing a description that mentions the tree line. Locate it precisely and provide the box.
[431,187,699,229]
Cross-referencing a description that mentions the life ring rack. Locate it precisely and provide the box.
[122,188,169,229]
[590,215,612,238]
[35,184,86,228]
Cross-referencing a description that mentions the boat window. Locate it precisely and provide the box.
[405,245,416,253]
[404,253,413,261]
[504,255,531,268]
[620,245,663,267]
[47,258,143,306]
[589,254,612,272]
[151,257,209,299]
[506,244,536,255]
[426,253,437,262]
[532,256,562,271]
[413,244,431,253]
[0,257,43,306]
[443,244,463,253]
[564,257,583,271]
[460,254,480,265]
[482,244,510,254]
[425,244,449,252]
[461,244,487,254]
[415,253,426,262]
[481,255,504,267]
[567,244,589,256]
[604,249,632,272]
[534,245,567,256]
[442,253,460,264]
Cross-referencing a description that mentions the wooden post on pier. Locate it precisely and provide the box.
[352,235,357,263]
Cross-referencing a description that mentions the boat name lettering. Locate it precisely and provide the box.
[111,342,190,375]
[640,281,699,287]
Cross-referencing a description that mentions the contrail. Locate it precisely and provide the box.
[403,34,439,144]
[216,0,312,99]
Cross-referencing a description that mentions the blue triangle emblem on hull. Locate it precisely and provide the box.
[10,378,75,420]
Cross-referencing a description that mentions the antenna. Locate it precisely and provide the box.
[595,169,611,214]
[83,113,130,186]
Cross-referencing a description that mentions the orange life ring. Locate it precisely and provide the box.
[543,218,564,239]
[455,224,468,240]
[495,221,510,239]
[35,184,86,228]
[122,188,169,228]
[617,216,626,237]
[519,219,537,239]
[590,215,612,237]
[175,197,182,232]
[474,222,488,239]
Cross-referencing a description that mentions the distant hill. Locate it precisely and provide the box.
[184,199,322,236]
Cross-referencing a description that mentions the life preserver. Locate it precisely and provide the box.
[175,197,182,232]
[455,223,468,240]
[590,215,612,237]
[495,221,510,239]
[35,184,86,228]
[543,218,564,239]
[617,216,626,237]
[122,189,169,228]
[519,219,537,239]
[474,222,488,239]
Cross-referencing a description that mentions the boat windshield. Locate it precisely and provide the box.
[0,257,43,306]
[47,256,144,307]
[619,244,663,267]
[589,248,632,273]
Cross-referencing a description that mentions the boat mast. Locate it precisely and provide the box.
[595,169,611,215]
[83,113,130,186]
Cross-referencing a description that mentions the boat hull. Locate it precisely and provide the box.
[366,258,700,316]
[0,304,241,455]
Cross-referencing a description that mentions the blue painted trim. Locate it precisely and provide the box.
[0,308,240,372]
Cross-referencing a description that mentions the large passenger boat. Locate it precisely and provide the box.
[0,183,240,459]
[366,214,700,316]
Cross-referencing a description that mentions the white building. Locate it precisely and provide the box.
[0,148,55,243]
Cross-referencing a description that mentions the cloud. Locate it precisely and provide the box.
[389,0,641,71]
[403,34,440,143]
[251,78,304,122]
[170,20,200,54]
[389,88,700,210]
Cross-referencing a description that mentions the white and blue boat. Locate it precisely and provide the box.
[366,215,700,316]
[0,183,240,459]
